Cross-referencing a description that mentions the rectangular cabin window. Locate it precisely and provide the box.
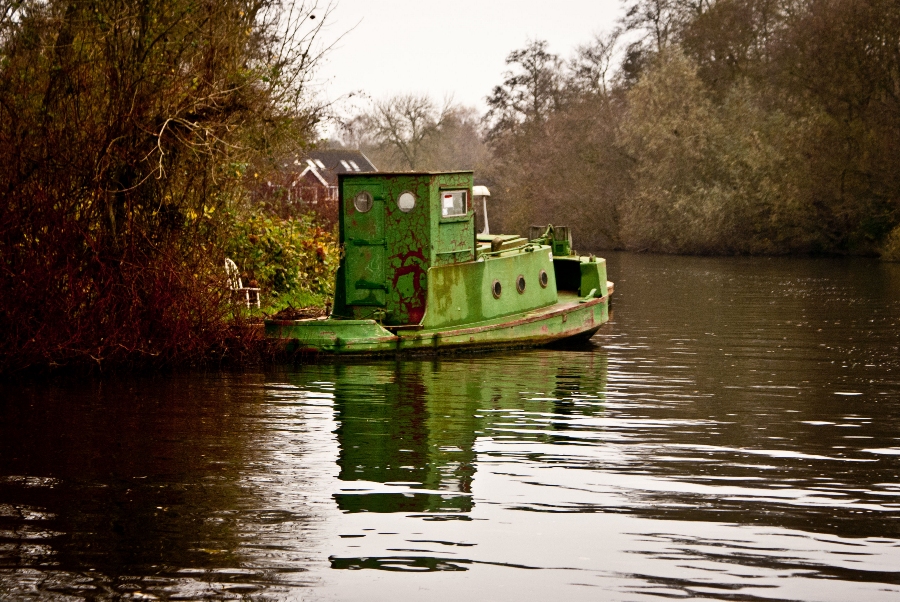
[441,190,468,217]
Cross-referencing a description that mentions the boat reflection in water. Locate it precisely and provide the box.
[331,351,607,517]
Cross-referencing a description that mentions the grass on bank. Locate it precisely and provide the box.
[235,288,331,322]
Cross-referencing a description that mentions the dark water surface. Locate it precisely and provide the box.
[2,253,900,601]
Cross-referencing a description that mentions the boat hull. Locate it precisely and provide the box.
[265,291,610,356]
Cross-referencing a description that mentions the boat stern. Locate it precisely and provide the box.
[264,318,398,354]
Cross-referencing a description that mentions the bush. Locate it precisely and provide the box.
[617,50,820,254]
[0,0,327,373]
[225,212,340,310]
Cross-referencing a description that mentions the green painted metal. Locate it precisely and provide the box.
[422,246,559,329]
[334,172,474,326]
[343,181,386,307]
[265,292,609,355]
[266,171,613,355]
[530,224,573,257]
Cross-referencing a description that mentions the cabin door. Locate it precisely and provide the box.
[343,184,386,307]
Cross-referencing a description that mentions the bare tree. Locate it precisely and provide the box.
[484,40,564,139]
[622,0,712,52]
[338,93,487,171]
[568,30,623,96]
[420,105,492,172]
[364,93,452,170]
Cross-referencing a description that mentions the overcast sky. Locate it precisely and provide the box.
[313,0,625,124]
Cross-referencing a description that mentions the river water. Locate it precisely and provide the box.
[2,253,900,601]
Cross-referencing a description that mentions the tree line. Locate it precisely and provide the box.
[342,0,900,257]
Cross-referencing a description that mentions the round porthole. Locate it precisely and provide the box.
[491,280,502,299]
[516,274,526,294]
[539,270,549,288]
[397,191,416,213]
[353,190,373,213]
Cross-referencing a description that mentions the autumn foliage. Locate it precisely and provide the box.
[0,0,327,372]
[482,0,900,256]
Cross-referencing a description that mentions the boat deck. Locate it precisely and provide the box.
[266,284,613,356]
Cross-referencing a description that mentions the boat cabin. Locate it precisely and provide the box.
[332,171,607,332]
[334,171,482,326]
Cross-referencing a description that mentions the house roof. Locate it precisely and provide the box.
[307,149,377,174]
[287,149,377,187]
[298,165,329,187]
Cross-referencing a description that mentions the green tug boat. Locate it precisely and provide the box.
[265,171,613,355]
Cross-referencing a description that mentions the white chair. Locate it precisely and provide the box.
[225,258,261,308]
